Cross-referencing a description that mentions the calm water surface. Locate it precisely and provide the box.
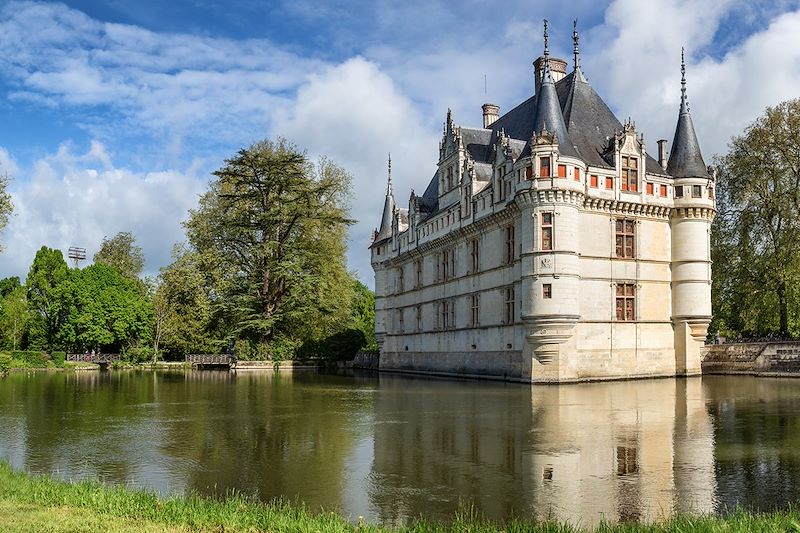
[0,370,798,526]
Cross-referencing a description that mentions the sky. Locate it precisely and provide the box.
[0,0,798,285]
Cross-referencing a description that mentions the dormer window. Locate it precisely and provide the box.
[621,156,638,192]
[539,157,551,177]
[447,166,454,190]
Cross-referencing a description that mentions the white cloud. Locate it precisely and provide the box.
[272,57,439,281]
[1,141,206,281]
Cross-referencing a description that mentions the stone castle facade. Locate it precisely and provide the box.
[370,23,715,383]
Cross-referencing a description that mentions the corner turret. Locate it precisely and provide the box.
[666,48,708,179]
[374,154,395,242]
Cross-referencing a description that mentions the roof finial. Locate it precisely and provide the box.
[680,47,689,114]
[387,152,392,194]
[573,19,580,72]
[543,19,549,61]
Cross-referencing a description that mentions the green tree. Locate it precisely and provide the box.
[712,98,800,338]
[185,139,354,345]
[0,276,20,297]
[56,264,152,352]
[154,248,221,358]
[350,279,377,350]
[0,285,31,350]
[0,173,12,251]
[93,231,145,280]
[26,246,69,349]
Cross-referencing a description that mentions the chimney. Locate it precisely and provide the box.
[533,56,568,94]
[657,139,668,170]
[482,103,500,128]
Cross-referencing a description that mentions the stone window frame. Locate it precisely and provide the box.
[692,184,702,198]
[542,284,552,299]
[504,286,516,325]
[504,225,516,265]
[470,293,480,327]
[620,155,639,192]
[615,283,636,322]
[415,259,423,288]
[470,237,480,274]
[539,156,551,178]
[415,305,422,332]
[397,266,404,293]
[615,218,636,259]
[541,212,554,251]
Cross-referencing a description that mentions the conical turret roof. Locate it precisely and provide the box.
[667,49,708,178]
[375,155,395,241]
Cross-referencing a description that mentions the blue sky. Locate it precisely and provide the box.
[0,0,798,284]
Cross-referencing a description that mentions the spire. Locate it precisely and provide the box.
[572,19,586,82]
[532,19,578,158]
[375,153,396,241]
[666,48,708,178]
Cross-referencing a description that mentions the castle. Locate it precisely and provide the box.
[370,22,715,383]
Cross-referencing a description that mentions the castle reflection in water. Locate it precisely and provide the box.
[369,376,715,526]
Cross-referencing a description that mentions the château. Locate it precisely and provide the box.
[370,22,715,383]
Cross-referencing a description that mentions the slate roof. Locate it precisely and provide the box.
[410,60,684,224]
[666,97,708,178]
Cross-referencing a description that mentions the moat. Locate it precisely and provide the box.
[0,370,798,526]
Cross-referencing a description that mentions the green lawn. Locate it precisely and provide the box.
[2,462,800,532]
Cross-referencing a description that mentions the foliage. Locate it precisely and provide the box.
[298,328,366,361]
[0,353,8,374]
[50,351,66,367]
[26,246,69,349]
[9,350,47,368]
[0,277,20,298]
[93,231,145,280]
[711,98,800,338]
[0,285,31,350]
[55,264,152,353]
[350,279,377,350]
[233,339,252,360]
[121,346,155,364]
[0,173,11,251]
[185,139,354,345]
[154,247,222,358]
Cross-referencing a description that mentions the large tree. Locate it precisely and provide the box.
[712,98,800,338]
[26,246,69,349]
[56,264,152,352]
[185,139,354,344]
[93,231,145,280]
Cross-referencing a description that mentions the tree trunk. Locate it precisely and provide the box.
[778,279,789,337]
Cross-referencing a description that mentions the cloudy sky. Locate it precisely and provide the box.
[0,0,798,285]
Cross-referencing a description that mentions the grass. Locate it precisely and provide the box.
[2,462,800,532]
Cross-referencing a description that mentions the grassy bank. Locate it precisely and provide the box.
[2,463,800,532]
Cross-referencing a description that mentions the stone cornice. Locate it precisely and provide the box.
[583,197,671,219]
[672,206,716,221]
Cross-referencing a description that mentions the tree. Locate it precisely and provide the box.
[0,285,31,350]
[56,264,152,352]
[350,279,377,350]
[93,231,145,280]
[712,98,800,338]
[0,173,12,251]
[154,247,221,358]
[26,246,69,349]
[185,139,354,345]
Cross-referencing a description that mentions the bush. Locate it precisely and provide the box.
[10,351,47,367]
[234,339,252,361]
[298,328,366,361]
[50,351,66,367]
[121,346,155,364]
[265,337,300,362]
[0,353,10,374]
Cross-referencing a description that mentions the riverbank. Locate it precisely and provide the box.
[1,463,800,532]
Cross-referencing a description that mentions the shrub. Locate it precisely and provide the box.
[50,351,66,367]
[265,337,300,363]
[0,353,10,374]
[234,339,252,361]
[121,346,155,364]
[298,328,366,361]
[10,351,47,367]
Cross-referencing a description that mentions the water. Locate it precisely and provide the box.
[0,370,797,526]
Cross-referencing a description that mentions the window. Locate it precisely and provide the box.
[605,176,613,189]
[675,185,684,198]
[557,164,567,178]
[504,286,515,324]
[616,446,638,476]
[542,284,552,299]
[615,284,635,321]
[470,294,479,327]
[447,166,453,190]
[615,219,635,259]
[416,306,422,332]
[646,182,654,195]
[439,301,448,330]
[541,212,553,251]
[439,249,454,281]
[539,157,551,177]
[574,167,581,181]
[708,187,714,199]
[590,174,598,188]
[621,156,638,192]
[397,267,404,292]
[470,238,480,273]
[660,184,667,197]
[415,260,423,288]
[692,185,702,198]
[505,225,515,264]
[525,166,533,179]
[396,309,404,333]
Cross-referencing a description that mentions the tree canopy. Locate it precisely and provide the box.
[712,98,800,338]
[185,138,355,346]
[26,246,69,349]
[93,231,145,280]
[0,173,12,251]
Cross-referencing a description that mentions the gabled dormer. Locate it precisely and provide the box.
[612,119,645,194]
[437,109,465,199]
